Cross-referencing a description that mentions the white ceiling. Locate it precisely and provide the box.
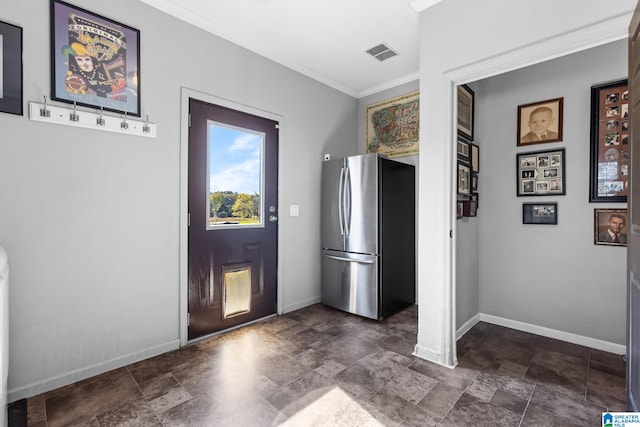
[137,0,436,98]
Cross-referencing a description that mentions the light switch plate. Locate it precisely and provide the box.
[289,204,300,217]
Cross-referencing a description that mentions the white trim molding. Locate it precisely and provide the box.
[282,296,321,314]
[456,313,626,355]
[8,340,180,403]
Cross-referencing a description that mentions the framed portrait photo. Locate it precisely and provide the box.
[0,20,23,115]
[517,98,563,146]
[516,148,565,197]
[365,90,419,158]
[589,79,628,202]
[457,84,474,140]
[50,0,141,116]
[594,208,627,246]
[523,202,557,225]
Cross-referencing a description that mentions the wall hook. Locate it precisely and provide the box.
[70,101,79,122]
[40,96,51,118]
[96,107,105,126]
[143,115,150,134]
[121,112,129,130]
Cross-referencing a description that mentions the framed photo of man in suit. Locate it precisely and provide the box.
[594,208,628,246]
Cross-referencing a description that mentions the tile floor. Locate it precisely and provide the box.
[22,303,625,426]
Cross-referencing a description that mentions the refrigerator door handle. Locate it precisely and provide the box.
[323,254,375,264]
[338,166,345,236]
[344,165,351,236]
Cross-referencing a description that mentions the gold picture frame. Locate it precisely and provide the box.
[594,208,627,246]
[365,91,419,158]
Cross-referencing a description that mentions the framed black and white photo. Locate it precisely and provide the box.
[0,20,23,115]
[517,148,566,196]
[457,162,471,196]
[457,137,470,164]
[457,84,474,140]
[517,98,563,146]
[523,202,557,225]
[51,0,141,116]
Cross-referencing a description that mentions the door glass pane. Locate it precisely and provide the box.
[207,120,264,229]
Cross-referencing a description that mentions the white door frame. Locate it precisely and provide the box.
[414,8,632,367]
[179,88,284,346]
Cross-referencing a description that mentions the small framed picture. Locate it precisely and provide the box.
[0,20,23,115]
[463,193,478,217]
[523,202,557,225]
[456,201,464,219]
[470,143,479,173]
[457,84,474,140]
[471,173,478,192]
[457,137,470,164]
[516,148,566,196]
[594,208,627,246]
[517,98,563,146]
[457,162,471,196]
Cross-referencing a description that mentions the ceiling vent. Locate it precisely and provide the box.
[366,43,398,62]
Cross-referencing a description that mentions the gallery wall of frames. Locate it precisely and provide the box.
[456,78,629,247]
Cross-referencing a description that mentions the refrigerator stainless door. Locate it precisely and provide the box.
[321,158,346,251]
[321,249,379,319]
[344,154,378,255]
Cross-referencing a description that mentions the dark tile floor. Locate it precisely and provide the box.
[22,304,625,426]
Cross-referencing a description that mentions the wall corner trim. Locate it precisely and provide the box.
[413,344,457,369]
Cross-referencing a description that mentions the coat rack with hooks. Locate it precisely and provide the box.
[28,97,157,138]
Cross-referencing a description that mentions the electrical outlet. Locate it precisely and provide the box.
[324,153,330,161]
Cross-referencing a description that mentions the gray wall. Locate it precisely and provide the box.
[455,82,481,332]
[475,40,627,344]
[0,0,357,399]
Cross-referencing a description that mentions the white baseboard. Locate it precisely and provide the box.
[456,314,481,339]
[457,313,626,355]
[8,339,180,402]
[282,296,322,314]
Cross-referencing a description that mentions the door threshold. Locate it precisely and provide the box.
[186,313,278,346]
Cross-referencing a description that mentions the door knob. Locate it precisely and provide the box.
[269,215,278,222]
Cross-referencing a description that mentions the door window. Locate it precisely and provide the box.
[206,121,265,229]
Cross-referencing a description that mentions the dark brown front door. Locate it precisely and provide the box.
[188,98,278,340]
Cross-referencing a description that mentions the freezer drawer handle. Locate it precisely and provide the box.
[323,254,374,264]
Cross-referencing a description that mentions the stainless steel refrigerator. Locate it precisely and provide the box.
[321,153,415,320]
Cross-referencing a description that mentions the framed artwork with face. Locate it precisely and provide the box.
[50,0,141,116]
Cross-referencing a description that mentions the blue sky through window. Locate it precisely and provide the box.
[208,123,263,195]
